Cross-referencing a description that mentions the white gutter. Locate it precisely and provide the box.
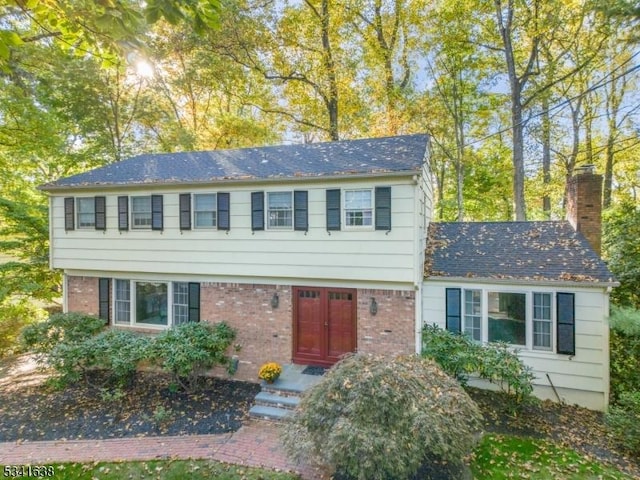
[38,170,420,193]
[424,275,620,289]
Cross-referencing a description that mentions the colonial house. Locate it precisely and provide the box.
[40,135,617,411]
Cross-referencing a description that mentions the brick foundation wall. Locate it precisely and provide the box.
[201,283,292,382]
[66,276,99,316]
[356,289,416,357]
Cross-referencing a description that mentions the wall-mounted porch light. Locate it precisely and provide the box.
[271,292,280,309]
[370,297,378,315]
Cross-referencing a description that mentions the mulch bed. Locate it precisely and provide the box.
[0,356,638,479]
[0,369,259,442]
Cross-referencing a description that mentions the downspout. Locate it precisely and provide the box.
[413,173,424,355]
[603,286,612,410]
[415,282,422,355]
[62,273,68,313]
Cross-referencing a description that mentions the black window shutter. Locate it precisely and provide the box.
[251,192,264,231]
[95,196,106,231]
[326,189,341,231]
[98,278,110,324]
[445,288,462,333]
[557,292,575,355]
[64,197,75,231]
[375,186,392,231]
[217,192,230,231]
[179,194,191,231]
[151,194,163,231]
[188,283,200,322]
[118,196,129,231]
[294,190,308,231]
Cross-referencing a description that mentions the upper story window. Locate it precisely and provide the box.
[76,198,96,228]
[194,194,217,228]
[267,191,293,229]
[65,196,106,231]
[131,196,152,229]
[344,189,373,228]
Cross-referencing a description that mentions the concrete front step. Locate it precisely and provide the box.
[255,391,300,409]
[249,404,292,421]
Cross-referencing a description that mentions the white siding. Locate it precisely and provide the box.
[50,177,418,286]
[422,279,610,410]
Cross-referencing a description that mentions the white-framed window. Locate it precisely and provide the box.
[76,198,95,228]
[111,280,197,328]
[194,194,217,228]
[456,288,560,353]
[533,292,553,350]
[135,281,168,326]
[114,279,131,325]
[488,291,526,346]
[267,191,293,229]
[173,282,189,325]
[464,289,482,341]
[131,196,152,229]
[344,189,373,227]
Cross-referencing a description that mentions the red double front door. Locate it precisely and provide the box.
[292,287,357,367]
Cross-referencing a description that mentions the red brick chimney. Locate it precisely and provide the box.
[566,165,603,256]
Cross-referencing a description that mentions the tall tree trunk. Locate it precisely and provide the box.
[319,0,339,141]
[541,96,551,218]
[495,0,537,221]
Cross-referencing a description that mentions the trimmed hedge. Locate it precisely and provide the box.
[20,313,237,391]
[282,353,483,480]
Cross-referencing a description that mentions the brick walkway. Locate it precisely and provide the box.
[0,420,322,479]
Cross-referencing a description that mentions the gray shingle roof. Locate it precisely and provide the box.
[41,134,428,190]
[425,221,616,284]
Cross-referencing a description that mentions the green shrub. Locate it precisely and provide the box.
[609,306,640,403]
[149,321,236,391]
[0,300,47,357]
[422,324,534,404]
[606,391,640,455]
[19,312,106,387]
[476,342,534,403]
[421,323,481,384]
[20,312,105,356]
[281,353,483,480]
[83,329,152,387]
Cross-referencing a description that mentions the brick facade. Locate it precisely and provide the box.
[200,283,293,382]
[566,169,603,255]
[66,276,99,316]
[65,276,417,382]
[356,288,416,357]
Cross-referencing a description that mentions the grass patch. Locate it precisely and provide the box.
[471,434,632,479]
[2,460,300,479]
